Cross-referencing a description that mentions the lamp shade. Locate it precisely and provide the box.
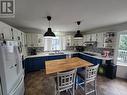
[74,30,83,39]
[44,28,55,38]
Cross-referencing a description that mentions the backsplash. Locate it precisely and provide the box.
[66,46,114,56]
[27,47,44,55]
[84,46,114,56]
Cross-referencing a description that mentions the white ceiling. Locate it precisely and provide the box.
[1,0,127,33]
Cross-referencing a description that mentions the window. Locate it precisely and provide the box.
[44,36,66,51]
[116,33,127,65]
[52,37,60,50]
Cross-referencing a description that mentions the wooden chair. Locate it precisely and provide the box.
[77,64,99,95]
[55,69,77,95]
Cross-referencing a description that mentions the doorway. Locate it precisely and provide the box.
[116,32,127,65]
[114,31,127,78]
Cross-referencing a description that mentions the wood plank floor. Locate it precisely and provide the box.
[25,71,127,95]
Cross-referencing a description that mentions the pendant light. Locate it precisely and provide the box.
[74,21,83,39]
[44,16,55,38]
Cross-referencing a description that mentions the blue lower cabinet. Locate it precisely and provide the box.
[24,55,66,73]
[79,53,102,65]
[46,55,66,61]
[72,53,80,57]
[24,57,46,73]
[24,53,102,73]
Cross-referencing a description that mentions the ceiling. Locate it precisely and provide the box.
[1,0,127,33]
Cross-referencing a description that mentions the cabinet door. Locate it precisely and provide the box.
[26,33,43,47]
[83,35,87,42]
[21,32,27,56]
[26,33,32,47]
[21,32,25,46]
[0,22,13,40]
[31,33,38,47]
[97,33,104,48]
[12,28,18,41]
[66,35,72,46]
[17,30,22,41]
[37,34,44,47]
[13,28,21,41]
[61,36,66,50]
[97,42,104,48]
[86,34,91,41]
[3,27,13,40]
[91,34,97,41]
[97,33,104,42]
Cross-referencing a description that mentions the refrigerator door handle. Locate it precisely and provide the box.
[9,77,24,95]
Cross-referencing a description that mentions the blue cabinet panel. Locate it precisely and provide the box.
[46,55,66,61]
[24,55,66,73]
[24,57,46,73]
[24,53,102,73]
[72,53,80,57]
[78,53,102,65]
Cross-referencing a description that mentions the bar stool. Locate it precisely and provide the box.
[55,69,77,95]
[77,64,99,95]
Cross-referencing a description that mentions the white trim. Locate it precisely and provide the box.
[114,30,127,65]
[117,64,127,67]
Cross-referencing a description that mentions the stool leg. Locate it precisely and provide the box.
[84,82,87,95]
[94,80,97,95]
[57,92,60,95]
[72,85,75,95]
[76,76,78,89]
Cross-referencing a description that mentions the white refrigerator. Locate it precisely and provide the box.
[0,41,24,95]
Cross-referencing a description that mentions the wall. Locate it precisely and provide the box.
[116,65,127,79]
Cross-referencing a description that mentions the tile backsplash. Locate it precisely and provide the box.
[27,47,44,55]
[84,46,114,56]
[66,45,114,56]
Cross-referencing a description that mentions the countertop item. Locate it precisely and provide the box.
[45,57,92,74]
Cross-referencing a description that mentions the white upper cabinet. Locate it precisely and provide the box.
[86,34,91,41]
[0,21,13,40]
[66,35,73,46]
[74,39,83,46]
[97,32,104,42]
[91,33,97,41]
[26,33,35,47]
[26,33,32,47]
[84,34,97,42]
[83,35,87,42]
[37,34,44,47]
[97,32,104,48]
[83,33,105,48]
[13,28,22,41]
[0,21,27,56]
[26,33,44,47]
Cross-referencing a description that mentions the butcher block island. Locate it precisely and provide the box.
[45,57,92,74]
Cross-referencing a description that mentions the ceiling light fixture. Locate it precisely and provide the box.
[44,16,55,38]
[74,21,83,39]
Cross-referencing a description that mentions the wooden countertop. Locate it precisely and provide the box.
[45,57,93,74]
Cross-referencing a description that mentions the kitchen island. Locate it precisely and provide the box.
[23,51,113,73]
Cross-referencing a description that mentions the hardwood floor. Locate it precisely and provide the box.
[25,71,127,95]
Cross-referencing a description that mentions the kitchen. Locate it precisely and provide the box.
[0,0,127,95]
